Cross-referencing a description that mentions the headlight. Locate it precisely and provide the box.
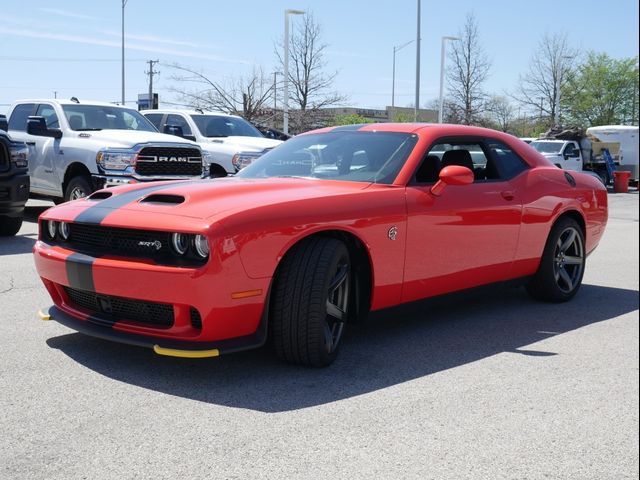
[59,222,70,240]
[46,220,57,239]
[201,151,213,175]
[10,144,29,168]
[193,235,209,258]
[232,151,262,171]
[96,150,137,171]
[171,233,188,255]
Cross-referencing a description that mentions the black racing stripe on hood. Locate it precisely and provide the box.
[66,253,96,292]
[74,181,194,224]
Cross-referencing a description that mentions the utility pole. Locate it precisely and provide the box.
[145,60,159,109]
[273,71,278,129]
[414,0,421,121]
[53,91,58,99]
[121,0,128,105]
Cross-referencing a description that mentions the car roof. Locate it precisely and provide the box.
[141,109,240,118]
[13,99,133,108]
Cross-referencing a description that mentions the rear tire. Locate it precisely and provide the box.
[64,176,92,202]
[0,215,23,236]
[526,217,585,302]
[271,237,352,367]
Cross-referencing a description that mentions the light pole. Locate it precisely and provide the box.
[554,55,574,126]
[414,0,421,121]
[392,40,414,110]
[121,0,128,106]
[438,36,460,123]
[283,8,305,135]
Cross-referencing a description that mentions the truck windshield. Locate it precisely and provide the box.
[190,114,262,138]
[62,105,157,132]
[530,141,563,154]
[236,131,418,184]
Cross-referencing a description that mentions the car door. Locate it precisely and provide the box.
[402,136,527,303]
[31,103,64,194]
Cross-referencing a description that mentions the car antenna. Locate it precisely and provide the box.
[70,97,80,103]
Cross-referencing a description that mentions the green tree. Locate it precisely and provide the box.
[563,53,639,126]
[330,114,373,126]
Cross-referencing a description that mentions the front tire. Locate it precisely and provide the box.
[64,175,92,202]
[271,237,352,367]
[526,217,585,302]
[0,215,23,236]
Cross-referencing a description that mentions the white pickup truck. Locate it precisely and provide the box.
[6,99,205,202]
[142,109,282,177]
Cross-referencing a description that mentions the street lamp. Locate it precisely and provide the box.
[283,8,305,135]
[414,0,421,121]
[554,55,574,126]
[121,0,128,106]
[438,36,460,123]
[391,40,414,109]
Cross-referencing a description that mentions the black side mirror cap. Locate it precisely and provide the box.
[0,114,7,132]
[27,116,62,139]
[163,124,185,138]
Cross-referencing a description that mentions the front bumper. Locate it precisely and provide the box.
[33,240,271,354]
[39,305,267,357]
[93,173,202,189]
[0,172,29,216]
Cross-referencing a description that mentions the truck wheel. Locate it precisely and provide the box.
[526,217,585,302]
[270,237,352,367]
[0,215,23,236]
[597,170,610,185]
[64,176,92,202]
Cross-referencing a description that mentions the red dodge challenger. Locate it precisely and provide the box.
[34,124,608,366]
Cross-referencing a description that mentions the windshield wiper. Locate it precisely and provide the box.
[76,128,103,131]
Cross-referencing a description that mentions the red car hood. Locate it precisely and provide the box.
[51,177,373,225]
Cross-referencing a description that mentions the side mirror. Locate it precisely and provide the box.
[430,165,474,196]
[0,114,7,132]
[27,116,62,139]
[163,124,185,138]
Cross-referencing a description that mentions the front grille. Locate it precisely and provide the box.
[136,146,202,176]
[64,286,174,328]
[0,143,9,172]
[67,223,172,257]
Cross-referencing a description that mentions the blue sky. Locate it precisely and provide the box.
[1,0,638,114]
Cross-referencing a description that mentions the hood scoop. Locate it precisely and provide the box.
[139,194,185,205]
[88,191,113,200]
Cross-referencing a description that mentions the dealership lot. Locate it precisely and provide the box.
[1,193,638,479]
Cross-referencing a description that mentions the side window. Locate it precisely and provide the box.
[144,113,164,131]
[484,139,529,180]
[415,141,488,183]
[36,104,60,129]
[165,114,192,135]
[8,103,36,132]
[563,143,577,157]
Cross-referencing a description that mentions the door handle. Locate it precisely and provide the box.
[501,190,515,201]
[26,141,36,146]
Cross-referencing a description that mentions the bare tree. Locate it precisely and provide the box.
[512,33,578,127]
[486,95,516,132]
[167,64,274,123]
[275,13,347,132]
[446,13,492,125]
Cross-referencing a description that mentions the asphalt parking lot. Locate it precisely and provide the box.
[1,192,638,480]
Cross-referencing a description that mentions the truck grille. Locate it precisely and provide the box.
[136,146,202,176]
[64,286,175,328]
[0,143,8,172]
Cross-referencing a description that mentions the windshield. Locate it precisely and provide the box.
[62,105,157,132]
[530,141,563,154]
[191,114,262,138]
[237,130,418,184]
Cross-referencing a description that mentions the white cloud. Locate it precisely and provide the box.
[98,29,208,49]
[38,8,98,21]
[0,27,249,65]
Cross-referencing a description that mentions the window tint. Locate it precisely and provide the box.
[484,139,529,179]
[421,142,488,183]
[8,103,35,132]
[36,104,60,129]
[144,113,164,130]
[191,114,262,138]
[166,114,192,135]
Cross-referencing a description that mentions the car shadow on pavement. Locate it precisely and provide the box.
[0,233,37,256]
[46,283,639,413]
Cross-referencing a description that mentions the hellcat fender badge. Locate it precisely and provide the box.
[388,226,398,241]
